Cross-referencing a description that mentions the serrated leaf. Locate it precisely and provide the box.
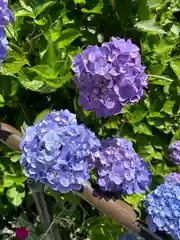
[3,177,14,188]
[161,99,175,115]
[15,9,35,18]
[138,143,155,162]
[34,17,47,25]
[5,175,27,185]
[48,20,62,42]
[34,1,55,17]
[57,29,82,48]
[6,186,25,206]
[125,108,148,124]
[135,20,166,34]
[19,0,33,12]
[133,123,153,136]
[31,65,57,79]
[6,151,21,162]
[1,49,29,75]
[19,70,55,94]
[34,109,52,124]
[170,58,180,81]
[81,0,103,14]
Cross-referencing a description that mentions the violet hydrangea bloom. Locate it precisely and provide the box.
[72,37,148,117]
[144,183,180,239]
[93,138,151,195]
[0,0,13,64]
[20,110,101,193]
[168,140,180,165]
[164,172,180,184]
[120,233,145,240]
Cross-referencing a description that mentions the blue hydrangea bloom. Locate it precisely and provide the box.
[20,110,101,193]
[0,0,13,26]
[0,0,13,64]
[119,233,145,240]
[169,140,180,165]
[92,138,152,195]
[164,172,180,184]
[72,37,148,117]
[144,183,180,239]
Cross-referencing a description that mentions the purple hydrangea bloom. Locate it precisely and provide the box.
[119,233,145,240]
[92,138,152,195]
[169,140,180,165]
[144,183,180,239]
[20,110,101,193]
[72,37,148,117]
[0,0,14,26]
[0,0,13,65]
[164,172,180,184]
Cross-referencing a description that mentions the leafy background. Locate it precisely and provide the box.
[0,0,180,239]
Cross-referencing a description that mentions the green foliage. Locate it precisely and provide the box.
[0,0,180,239]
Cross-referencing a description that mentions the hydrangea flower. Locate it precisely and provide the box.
[119,233,145,240]
[0,0,14,26]
[168,140,180,165]
[92,138,151,195]
[20,110,101,193]
[144,183,180,239]
[164,172,180,184]
[72,37,148,117]
[0,0,14,65]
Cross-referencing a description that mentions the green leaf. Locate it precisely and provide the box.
[15,9,35,18]
[19,0,33,12]
[81,0,103,14]
[57,29,82,48]
[34,109,52,124]
[6,152,21,163]
[73,0,86,3]
[19,69,55,94]
[3,177,14,188]
[137,142,155,162]
[125,108,148,124]
[173,128,180,141]
[0,94,5,107]
[135,20,166,34]
[133,123,153,136]
[34,17,47,25]
[1,49,29,75]
[124,194,145,207]
[31,65,57,79]
[161,99,176,115]
[6,186,25,206]
[48,20,62,42]
[5,175,27,185]
[34,1,55,17]
[170,58,180,81]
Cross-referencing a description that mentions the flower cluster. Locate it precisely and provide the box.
[92,138,152,195]
[0,0,13,65]
[164,172,180,184]
[72,37,148,117]
[144,183,180,239]
[20,110,100,193]
[120,233,145,240]
[168,140,180,165]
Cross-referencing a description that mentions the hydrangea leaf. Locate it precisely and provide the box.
[6,186,25,206]
[1,49,29,75]
[170,58,180,81]
[135,20,166,34]
[57,29,82,48]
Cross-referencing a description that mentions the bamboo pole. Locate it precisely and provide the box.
[0,122,167,240]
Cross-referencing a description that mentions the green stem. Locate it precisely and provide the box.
[148,74,174,82]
